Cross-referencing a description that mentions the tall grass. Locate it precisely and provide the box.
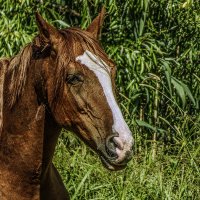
[54,131,200,199]
[0,0,199,199]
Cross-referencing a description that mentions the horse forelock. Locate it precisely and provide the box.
[60,28,114,66]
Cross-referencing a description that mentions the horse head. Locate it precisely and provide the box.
[35,8,133,170]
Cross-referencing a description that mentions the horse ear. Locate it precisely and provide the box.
[86,6,106,40]
[35,12,61,43]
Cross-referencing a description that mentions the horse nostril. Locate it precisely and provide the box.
[105,136,118,158]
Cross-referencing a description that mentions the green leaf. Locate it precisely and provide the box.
[179,80,196,106]
[55,20,70,28]
[136,120,156,131]
[161,60,172,97]
[171,77,186,107]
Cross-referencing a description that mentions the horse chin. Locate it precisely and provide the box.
[100,156,126,171]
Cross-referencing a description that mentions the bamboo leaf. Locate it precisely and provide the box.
[171,77,186,107]
[136,120,156,131]
[162,60,172,97]
[179,80,196,106]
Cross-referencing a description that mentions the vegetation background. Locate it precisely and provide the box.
[0,0,199,199]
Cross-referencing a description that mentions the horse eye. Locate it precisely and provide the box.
[66,74,83,85]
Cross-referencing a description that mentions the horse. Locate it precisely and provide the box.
[0,8,133,200]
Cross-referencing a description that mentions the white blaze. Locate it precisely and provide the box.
[76,50,133,156]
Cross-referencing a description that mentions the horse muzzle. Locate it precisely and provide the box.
[98,134,134,170]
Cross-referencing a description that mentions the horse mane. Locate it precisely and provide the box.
[0,45,32,138]
[0,59,7,137]
[7,45,33,107]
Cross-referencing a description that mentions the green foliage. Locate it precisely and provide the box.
[0,0,199,199]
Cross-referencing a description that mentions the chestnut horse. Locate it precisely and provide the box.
[0,8,133,200]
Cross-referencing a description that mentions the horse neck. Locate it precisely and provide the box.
[1,55,62,164]
[0,53,62,197]
[0,59,47,198]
